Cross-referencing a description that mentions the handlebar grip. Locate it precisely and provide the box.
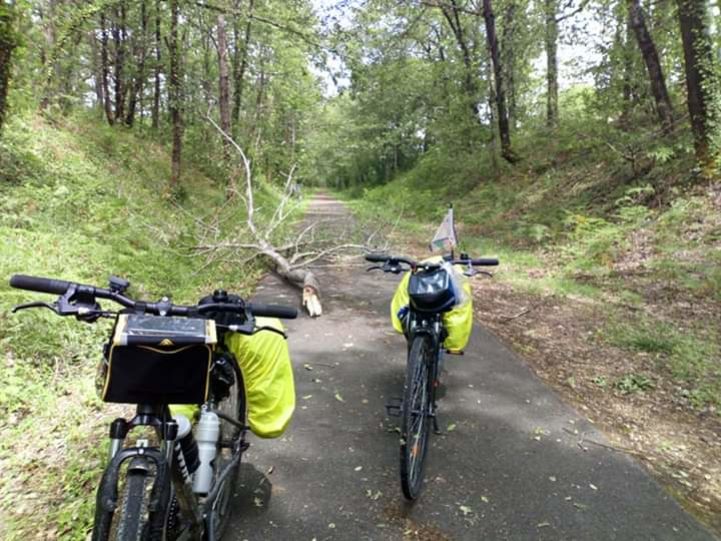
[249,303,298,319]
[470,258,499,266]
[365,253,390,263]
[9,274,72,295]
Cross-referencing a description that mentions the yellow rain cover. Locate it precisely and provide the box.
[225,317,296,438]
[390,261,474,353]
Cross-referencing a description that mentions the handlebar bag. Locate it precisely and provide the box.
[391,263,473,353]
[225,317,295,438]
[99,314,217,404]
[408,267,456,313]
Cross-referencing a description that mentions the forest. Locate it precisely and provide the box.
[0,0,720,538]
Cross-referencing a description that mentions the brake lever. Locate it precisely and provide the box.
[12,301,59,314]
[366,265,383,272]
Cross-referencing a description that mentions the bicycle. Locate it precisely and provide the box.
[365,253,498,500]
[9,273,297,540]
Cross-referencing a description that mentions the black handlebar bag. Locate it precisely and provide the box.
[99,314,218,404]
[408,267,456,313]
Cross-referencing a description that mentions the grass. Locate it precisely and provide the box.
[605,317,720,409]
[0,111,290,539]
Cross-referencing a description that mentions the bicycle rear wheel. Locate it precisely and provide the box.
[400,334,434,500]
[206,367,246,539]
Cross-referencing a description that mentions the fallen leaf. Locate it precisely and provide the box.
[328,523,336,529]
[335,392,345,402]
[253,497,263,508]
[303,364,313,371]
[537,522,551,528]
[589,483,598,491]
[302,395,313,400]
[459,505,473,516]
[549,476,557,482]
[355,466,363,471]
[447,423,457,432]
[480,496,489,503]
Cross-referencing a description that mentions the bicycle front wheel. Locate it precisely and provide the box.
[400,334,434,500]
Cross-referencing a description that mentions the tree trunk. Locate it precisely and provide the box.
[100,12,114,125]
[545,0,559,128]
[483,0,517,163]
[112,3,127,122]
[439,1,482,124]
[0,4,17,134]
[501,1,517,130]
[152,0,161,129]
[89,30,104,111]
[627,0,674,132]
[126,0,149,127]
[232,0,255,127]
[168,0,182,190]
[676,0,718,170]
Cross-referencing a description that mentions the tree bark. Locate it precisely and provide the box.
[232,0,255,127]
[676,0,718,170]
[439,0,482,124]
[626,0,674,132]
[168,0,182,190]
[545,0,559,128]
[501,1,518,130]
[125,0,148,127]
[100,11,114,125]
[152,0,161,129]
[0,4,17,134]
[112,3,127,122]
[483,0,517,163]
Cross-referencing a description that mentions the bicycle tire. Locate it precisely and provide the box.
[400,334,433,500]
[114,460,150,541]
[207,367,246,538]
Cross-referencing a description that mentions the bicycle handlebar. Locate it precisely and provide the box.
[9,274,298,320]
[10,274,72,295]
[364,254,499,268]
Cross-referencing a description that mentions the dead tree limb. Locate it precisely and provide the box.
[203,114,374,317]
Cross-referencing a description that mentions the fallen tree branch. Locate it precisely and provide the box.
[202,114,378,317]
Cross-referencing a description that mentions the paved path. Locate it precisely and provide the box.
[226,194,716,541]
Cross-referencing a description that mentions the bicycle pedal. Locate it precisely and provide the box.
[385,397,403,417]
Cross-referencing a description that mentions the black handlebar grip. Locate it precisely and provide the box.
[249,303,298,319]
[471,258,499,266]
[365,253,390,263]
[9,274,72,295]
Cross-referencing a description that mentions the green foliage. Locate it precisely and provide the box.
[615,373,656,395]
[605,317,720,410]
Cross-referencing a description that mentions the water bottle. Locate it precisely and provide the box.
[192,409,220,494]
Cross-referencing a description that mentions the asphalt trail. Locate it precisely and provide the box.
[225,194,716,541]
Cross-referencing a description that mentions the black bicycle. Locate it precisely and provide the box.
[365,253,498,499]
[9,274,297,540]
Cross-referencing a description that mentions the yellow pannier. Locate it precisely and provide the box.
[225,317,295,438]
[172,317,295,439]
[390,263,473,353]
